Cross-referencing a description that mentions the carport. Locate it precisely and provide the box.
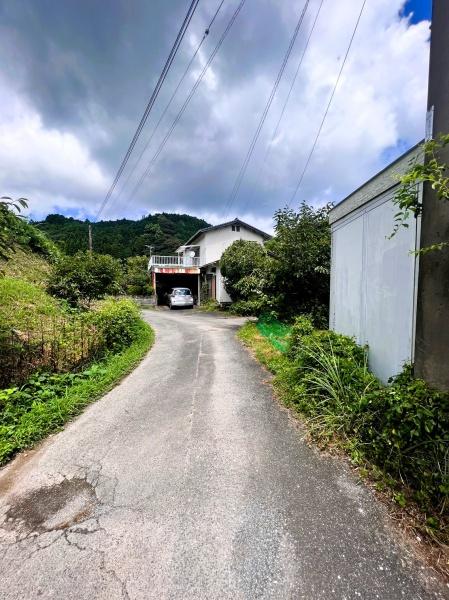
[154,272,200,306]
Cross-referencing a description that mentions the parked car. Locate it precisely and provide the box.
[168,287,194,309]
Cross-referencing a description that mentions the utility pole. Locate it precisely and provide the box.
[88,223,93,253]
[414,0,449,389]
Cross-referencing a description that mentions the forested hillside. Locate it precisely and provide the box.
[35,213,210,259]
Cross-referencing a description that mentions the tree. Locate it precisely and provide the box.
[220,240,271,313]
[48,251,122,306]
[0,196,28,260]
[266,202,332,323]
[123,255,153,296]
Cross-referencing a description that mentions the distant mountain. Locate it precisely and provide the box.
[35,213,211,259]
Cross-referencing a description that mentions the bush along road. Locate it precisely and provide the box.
[0,309,448,599]
[0,299,154,464]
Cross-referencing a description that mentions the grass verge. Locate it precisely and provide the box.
[238,321,449,580]
[0,320,154,465]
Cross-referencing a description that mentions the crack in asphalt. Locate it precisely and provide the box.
[0,310,448,599]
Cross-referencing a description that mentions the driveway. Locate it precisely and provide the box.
[0,309,447,599]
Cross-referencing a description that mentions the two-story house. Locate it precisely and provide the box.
[148,218,271,305]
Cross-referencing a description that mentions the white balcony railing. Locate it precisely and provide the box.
[149,255,200,268]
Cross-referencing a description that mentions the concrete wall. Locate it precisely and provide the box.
[330,186,421,383]
[414,0,449,390]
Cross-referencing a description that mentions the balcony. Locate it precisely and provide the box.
[149,255,200,268]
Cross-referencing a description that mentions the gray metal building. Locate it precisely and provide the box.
[329,144,422,383]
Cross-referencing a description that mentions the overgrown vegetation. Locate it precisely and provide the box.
[0,275,146,387]
[220,203,331,323]
[239,318,449,547]
[391,134,449,253]
[36,212,210,259]
[123,255,153,296]
[0,319,154,464]
[47,251,123,306]
[1,196,60,263]
[0,201,155,464]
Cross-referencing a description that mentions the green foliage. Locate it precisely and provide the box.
[92,297,142,351]
[229,298,268,316]
[240,317,449,523]
[0,277,61,330]
[198,298,221,312]
[0,276,143,386]
[0,197,59,263]
[266,203,332,319]
[36,213,210,259]
[123,255,153,296]
[0,247,52,286]
[0,196,28,260]
[0,320,154,464]
[48,251,123,306]
[391,134,449,253]
[360,366,449,509]
[221,240,270,301]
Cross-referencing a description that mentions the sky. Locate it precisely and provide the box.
[0,0,431,232]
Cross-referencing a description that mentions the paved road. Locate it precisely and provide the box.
[0,309,447,600]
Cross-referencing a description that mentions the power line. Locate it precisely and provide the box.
[109,0,225,214]
[95,0,200,221]
[289,0,367,205]
[264,0,324,166]
[128,0,247,203]
[240,0,323,216]
[223,0,310,218]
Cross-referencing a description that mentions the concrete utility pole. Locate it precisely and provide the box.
[414,0,449,389]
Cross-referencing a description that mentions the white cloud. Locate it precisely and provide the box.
[0,80,108,219]
[0,0,430,224]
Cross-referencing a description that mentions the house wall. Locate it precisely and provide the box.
[195,226,267,267]
[192,224,267,304]
[330,185,421,384]
[216,265,232,303]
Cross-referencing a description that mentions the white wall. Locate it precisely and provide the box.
[197,226,267,267]
[330,188,420,383]
[216,265,232,303]
[192,224,267,304]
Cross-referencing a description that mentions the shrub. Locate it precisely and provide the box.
[123,255,153,296]
[229,297,269,316]
[266,203,331,319]
[220,240,270,302]
[48,251,122,306]
[283,316,449,514]
[92,298,142,352]
[360,366,449,509]
[0,197,60,262]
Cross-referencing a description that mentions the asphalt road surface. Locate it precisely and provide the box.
[0,309,448,600]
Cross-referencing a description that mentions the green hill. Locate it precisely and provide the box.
[35,213,211,259]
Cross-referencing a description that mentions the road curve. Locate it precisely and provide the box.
[0,309,447,599]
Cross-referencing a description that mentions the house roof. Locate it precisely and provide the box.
[180,218,271,247]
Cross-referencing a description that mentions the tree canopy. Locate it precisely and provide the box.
[36,213,210,259]
[266,203,332,322]
[47,251,123,306]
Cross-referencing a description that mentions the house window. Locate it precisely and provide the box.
[232,225,240,232]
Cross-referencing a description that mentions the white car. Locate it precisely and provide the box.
[168,287,194,309]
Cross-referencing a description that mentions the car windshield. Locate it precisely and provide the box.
[173,289,191,296]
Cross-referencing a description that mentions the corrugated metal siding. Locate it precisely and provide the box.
[330,187,420,383]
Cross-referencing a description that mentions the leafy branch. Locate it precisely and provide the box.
[390,134,449,253]
[0,196,28,261]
